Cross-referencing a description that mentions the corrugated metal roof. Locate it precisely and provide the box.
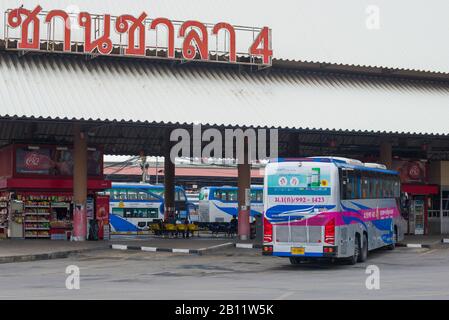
[2,51,449,135]
[1,0,449,74]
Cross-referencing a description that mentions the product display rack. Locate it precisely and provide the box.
[16,194,73,239]
[0,193,9,232]
[23,198,51,238]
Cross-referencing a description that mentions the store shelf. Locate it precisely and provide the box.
[25,213,50,216]
[24,220,50,223]
[25,235,50,238]
[24,205,50,208]
[24,227,50,230]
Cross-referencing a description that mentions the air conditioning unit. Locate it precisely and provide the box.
[364,163,387,170]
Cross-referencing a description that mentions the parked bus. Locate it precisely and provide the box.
[106,183,197,233]
[198,186,264,224]
[262,157,405,264]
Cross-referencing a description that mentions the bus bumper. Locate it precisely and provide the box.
[266,244,338,258]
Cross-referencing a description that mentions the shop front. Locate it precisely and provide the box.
[392,159,439,235]
[0,144,110,240]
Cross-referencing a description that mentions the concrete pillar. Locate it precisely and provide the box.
[72,124,88,241]
[379,140,393,169]
[164,139,175,222]
[238,139,251,240]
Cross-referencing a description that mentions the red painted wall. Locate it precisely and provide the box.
[0,145,13,179]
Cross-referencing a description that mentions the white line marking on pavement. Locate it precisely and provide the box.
[111,244,128,250]
[274,292,294,300]
[172,248,190,253]
[406,244,422,248]
[236,243,254,249]
[419,249,436,256]
[198,242,234,251]
[141,247,157,252]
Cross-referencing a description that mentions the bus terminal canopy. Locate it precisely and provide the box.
[1,51,449,136]
[1,49,449,160]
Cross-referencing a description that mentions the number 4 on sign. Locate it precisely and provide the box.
[249,27,273,65]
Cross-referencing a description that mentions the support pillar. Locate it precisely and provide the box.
[238,139,251,240]
[164,138,175,222]
[379,140,393,169]
[73,124,88,241]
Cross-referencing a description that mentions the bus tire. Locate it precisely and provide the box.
[358,233,368,262]
[387,226,398,250]
[348,234,360,265]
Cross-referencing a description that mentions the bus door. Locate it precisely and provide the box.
[175,189,188,219]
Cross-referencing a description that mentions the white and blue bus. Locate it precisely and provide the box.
[262,157,406,264]
[198,186,264,223]
[107,183,197,233]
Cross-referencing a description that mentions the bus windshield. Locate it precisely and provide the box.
[266,163,334,207]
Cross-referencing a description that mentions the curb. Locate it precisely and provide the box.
[396,243,432,249]
[235,243,263,249]
[110,242,234,255]
[0,248,102,264]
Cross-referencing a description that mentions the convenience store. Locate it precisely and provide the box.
[0,144,110,240]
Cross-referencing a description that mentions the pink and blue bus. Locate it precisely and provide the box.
[262,157,405,264]
[107,183,197,234]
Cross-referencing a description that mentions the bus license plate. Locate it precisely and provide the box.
[291,247,305,255]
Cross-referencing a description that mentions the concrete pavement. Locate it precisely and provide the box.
[1,245,449,299]
[0,239,109,263]
[1,234,448,264]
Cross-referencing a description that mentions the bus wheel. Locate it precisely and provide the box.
[289,257,302,265]
[348,235,360,265]
[358,234,368,262]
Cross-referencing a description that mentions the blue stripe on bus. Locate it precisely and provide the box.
[273,252,323,257]
[110,214,139,232]
[267,187,331,196]
[110,200,162,203]
[213,203,263,217]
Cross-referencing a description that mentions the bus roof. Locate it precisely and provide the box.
[201,185,264,191]
[271,157,399,175]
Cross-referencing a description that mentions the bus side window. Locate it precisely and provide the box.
[176,190,186,202]
[374,177,380,198]
[381,176,389,198]
[394,177,400,198]
[345,173,353,199]
[369,175,377,199]
[127,190,138,200]
[256,190,263,202]
[138,191,148,200]
[124,209,132,218]
[361,175,369,199]
[228,190,237,202]
[112,208,124,217]
[387,177,392,198]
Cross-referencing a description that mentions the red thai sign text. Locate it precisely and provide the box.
[4,5,273,66]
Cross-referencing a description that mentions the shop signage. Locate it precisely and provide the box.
[4,5,273,66]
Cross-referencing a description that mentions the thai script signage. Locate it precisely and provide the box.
[3,5,273,66]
